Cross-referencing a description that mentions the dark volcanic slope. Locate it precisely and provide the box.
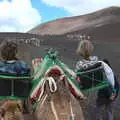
[29,7,120,36]
[0,32,40,40]
[65,22,120,42]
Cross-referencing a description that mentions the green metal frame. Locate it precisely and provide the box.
[0,49,109,100]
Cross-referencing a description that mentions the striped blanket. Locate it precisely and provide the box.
[30,58,84,105]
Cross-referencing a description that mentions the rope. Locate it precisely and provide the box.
[70,101,75,120]
[35,94,48,112]
[50,100,59,120]
[31,76,58,110]
[47,77,57,93]
[38,77,57,101]
[30,76,57,105]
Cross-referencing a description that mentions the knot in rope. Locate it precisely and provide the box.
[37,77,57,101]
[45,77,57,93]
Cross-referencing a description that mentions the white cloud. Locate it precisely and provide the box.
[0,0,41,32]
[42,0,120,15]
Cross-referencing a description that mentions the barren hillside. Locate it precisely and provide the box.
[29,7,120,36]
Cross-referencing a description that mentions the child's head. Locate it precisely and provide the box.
[76,40,94,59]
[1,41,18,61]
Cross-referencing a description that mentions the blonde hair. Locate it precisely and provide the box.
[76,40,94,59]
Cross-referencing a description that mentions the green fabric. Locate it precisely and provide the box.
[0,96,27,100]
[30,55,54,95]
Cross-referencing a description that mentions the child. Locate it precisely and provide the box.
[75,40,116,120]
[0,41,31,118]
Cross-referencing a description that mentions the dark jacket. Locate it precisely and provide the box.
[98,73,119,99]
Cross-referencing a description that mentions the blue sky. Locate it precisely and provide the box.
[32,0,70,23]
[0,0,120,32]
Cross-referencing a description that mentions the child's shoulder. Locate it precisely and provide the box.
[14,60,30,69]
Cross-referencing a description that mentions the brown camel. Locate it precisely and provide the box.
[34,77,85,120]
[32,58,85,120]
[0,100,24,120]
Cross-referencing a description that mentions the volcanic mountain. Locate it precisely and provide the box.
[29,6,120,39]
